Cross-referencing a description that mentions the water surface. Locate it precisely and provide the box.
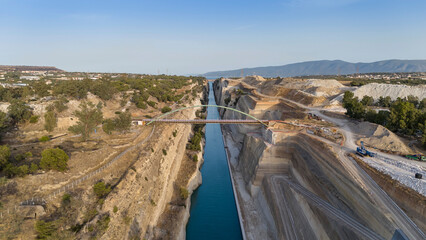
[186,82,242,240]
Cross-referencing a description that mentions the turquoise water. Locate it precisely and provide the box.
[186,82,243,240]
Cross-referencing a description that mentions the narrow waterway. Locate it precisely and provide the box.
[186,82,243,240]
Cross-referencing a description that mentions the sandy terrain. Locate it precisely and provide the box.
[353,83,426,100]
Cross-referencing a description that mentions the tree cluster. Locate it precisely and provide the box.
[187,125,204,151]
[350,78,426,87]
[342,91,426,147]
[0,145,39,178]
[68,101,103,141]
[40,148,69,172]
[102,112,132,134]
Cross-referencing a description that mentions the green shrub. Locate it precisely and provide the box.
[102,119,115,135]
[40,148,69,172]
[14,154,25,162]
[29,115,39,123]
[53,97,69,112]
[172,130,177,137]
[147,101,157,108]
[4,164,30,177]
[39,135,50,142]
[161,106,172,113]
[93,181,111,198]
[123,215,132,225]
[192,155,198,162]
[62,193,71,207]
[14,152,32,161]
[4,163,18,177]
[114,112,132,132]
[84,208,99,222]
[17,165,29,177]
[162,149,167,156]
[113,206,118,213]
[44,110,57,132]
[29,163,39,174]
[136,102,147,109]
[25,151,33,158]
[187,132,202,151]
[0,145,11,169]
[0,177,7,186]
[35,220,56,239]
[7,99,32,123]
[180,187,189,200]
[97,214,110,231]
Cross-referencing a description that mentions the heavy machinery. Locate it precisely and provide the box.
[356,141,376,157]
[405,154,426,162]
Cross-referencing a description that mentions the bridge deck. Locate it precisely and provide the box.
[133,119,270,124]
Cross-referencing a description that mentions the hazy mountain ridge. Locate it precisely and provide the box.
[203,60,426,78]
[0,65,64,72]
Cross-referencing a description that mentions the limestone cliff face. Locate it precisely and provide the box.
[214,78,291,191]
[238,135,266,186]
[98,94,205,240]
[238,135,292,193]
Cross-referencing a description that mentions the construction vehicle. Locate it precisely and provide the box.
[405,154,426,162]
[356,141,377,157]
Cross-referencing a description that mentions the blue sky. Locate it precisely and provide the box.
[1,0,426,75]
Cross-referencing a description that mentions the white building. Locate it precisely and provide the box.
[20,76,40,80]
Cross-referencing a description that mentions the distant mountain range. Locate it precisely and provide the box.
[0,65,63,72]
[203,60,426,78]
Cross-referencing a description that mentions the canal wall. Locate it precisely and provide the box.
[221,125,248,240]
[177,142,204,240]
[177,82,209,239]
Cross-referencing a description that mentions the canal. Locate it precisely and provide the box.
[186,82,243,240]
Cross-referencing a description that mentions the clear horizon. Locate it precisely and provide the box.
[1,0,426,75]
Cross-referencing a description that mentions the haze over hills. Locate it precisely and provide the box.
[0,65,63,72]
[203,60,426,78]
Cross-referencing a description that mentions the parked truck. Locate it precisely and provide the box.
[405,154,426,162]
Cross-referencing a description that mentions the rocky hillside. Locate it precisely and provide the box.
[0,65,64,72]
